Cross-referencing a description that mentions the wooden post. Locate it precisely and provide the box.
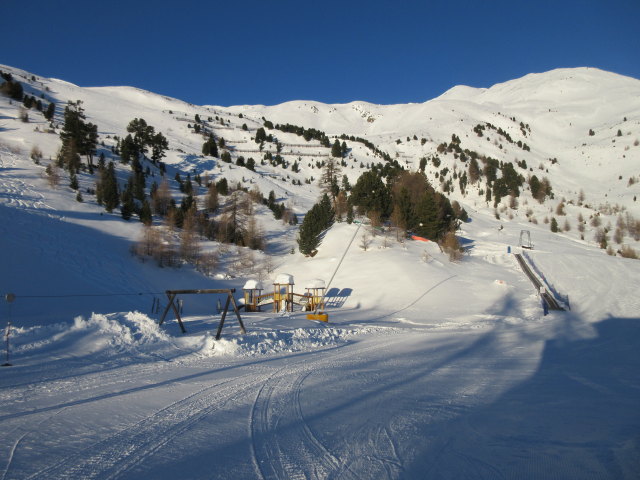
[158,292,186,333]
[215,294,232,340]
[228,293,246,334]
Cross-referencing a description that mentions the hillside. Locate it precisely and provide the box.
[3,65,639,248]
[1,64,640,479]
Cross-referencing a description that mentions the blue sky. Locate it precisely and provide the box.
[2,0,638,106]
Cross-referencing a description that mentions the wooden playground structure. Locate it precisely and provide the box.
[243,274,326,314]
[157,275,329,340]
[159,221,364,333]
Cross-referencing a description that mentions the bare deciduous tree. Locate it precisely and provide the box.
[441,231,464,262]
[153,178,172,216]
[360,231,372,251]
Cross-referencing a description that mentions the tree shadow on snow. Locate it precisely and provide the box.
[403,315,640,479]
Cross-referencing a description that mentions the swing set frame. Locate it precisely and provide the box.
[158,289,246,340]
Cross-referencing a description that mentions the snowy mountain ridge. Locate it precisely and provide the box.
[3,63,639,217]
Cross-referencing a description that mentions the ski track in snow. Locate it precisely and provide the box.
[20,370,269,480]
[0,149,54,214]
[250,335,411,480]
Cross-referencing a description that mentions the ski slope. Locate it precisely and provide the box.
[1,162,639,478]
[1,64,640,479]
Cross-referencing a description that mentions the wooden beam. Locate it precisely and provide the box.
[228,293,247,334]
[165,288,236,295]
[158,293,175,327]
[215,294,232,340]
[169,293,187,333]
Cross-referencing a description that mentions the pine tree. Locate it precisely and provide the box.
[150,132,168,162]
[0,79,23,100]
[139,199,152,225]
[350,171,391,218]
[346,203,354,224]
[120,176,135,220]
[414,189,440,239]
[297,194,334,255]
[207,135,219,157]
[216,177,228,195]
[60,138,82,173]
[44,102,55,121]
[102,162,120,213]
[60,101,97,167]
[331,139,342,158]
[255,127,266,144]
[119,134,138,164]
[127,118,153,154]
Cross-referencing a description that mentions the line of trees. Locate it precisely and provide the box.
[298,165,465,256]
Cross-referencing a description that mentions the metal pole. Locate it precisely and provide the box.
[3,293,16,367]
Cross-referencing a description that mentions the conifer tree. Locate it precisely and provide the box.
[297,194,334,255]
[216,177,229,195]
[0,78,23,100]
[119,134,138,164]
[350,171,391,218]
[69,172,79,190]
[346,203,354,224]
[102,162,120,213]
[202,135,218,157]
[150,132,168,162]
[139,199,152,225]
[331,139,342,158]
[255,127,267,144]
[60,101,98,167]
[44,102,55,121]
[120,176,135,220]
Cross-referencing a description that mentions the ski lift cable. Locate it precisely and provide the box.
[312,220,363,317]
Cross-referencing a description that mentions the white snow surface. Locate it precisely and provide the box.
[0,64,639,479]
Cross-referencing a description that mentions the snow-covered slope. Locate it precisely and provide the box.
[1,64,639,479]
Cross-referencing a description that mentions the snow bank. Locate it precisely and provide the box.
[187,325,399,358]
[9,312,174,363]
[8,311,398,363]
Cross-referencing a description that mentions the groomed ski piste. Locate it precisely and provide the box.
[1,64,640,479]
